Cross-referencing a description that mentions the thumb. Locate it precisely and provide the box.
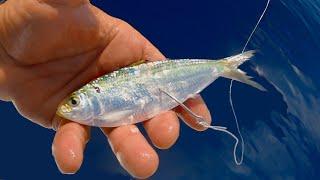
[40,0,90,7]
[0,0,102,65]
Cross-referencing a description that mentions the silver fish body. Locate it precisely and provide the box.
[57,50,264,127]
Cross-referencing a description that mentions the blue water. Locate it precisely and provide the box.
[1,0,319,179]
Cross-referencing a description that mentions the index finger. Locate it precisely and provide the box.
[174,95,212,131]
[51,116,90,174]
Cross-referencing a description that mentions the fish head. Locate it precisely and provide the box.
[57,92,94,122]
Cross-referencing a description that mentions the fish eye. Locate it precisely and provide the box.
[68,96,80,107]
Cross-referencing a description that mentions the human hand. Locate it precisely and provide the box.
[0,0,211,178]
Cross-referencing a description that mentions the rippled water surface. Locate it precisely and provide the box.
[0,0,319,179]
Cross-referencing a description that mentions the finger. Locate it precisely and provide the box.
[174,95,212,131]
[140,35,212,132]
[95,19,153,74]
[143,111,180,149]
[101,125,159,179]
[52,18,147,99]
[52,116,90,174]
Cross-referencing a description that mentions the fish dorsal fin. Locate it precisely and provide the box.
[129,60,147,67]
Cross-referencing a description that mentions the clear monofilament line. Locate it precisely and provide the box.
[200,122,241,165]
[229,0,271,165]
[241,0,271,54]
[160,88,242,164]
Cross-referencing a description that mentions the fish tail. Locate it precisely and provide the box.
[221,50,266,91]
[224,50,256,69]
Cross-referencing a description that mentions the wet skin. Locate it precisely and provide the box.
[0,0,211,178]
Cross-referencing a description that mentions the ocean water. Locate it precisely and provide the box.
[0,0,319,179]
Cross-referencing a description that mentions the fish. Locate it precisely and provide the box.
[57,50,265,127]
[56,0,270,167]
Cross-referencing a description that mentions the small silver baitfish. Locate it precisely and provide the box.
[57,50,265,127]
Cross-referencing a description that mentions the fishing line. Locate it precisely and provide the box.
[229,0,271,165]
[160,88,243,165]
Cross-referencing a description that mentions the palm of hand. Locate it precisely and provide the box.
[0,0,211,178]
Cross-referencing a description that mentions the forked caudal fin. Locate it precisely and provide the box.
[222,51,266,91]
[223,69,266,91]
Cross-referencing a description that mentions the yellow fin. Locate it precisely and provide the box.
[129,60,146,67]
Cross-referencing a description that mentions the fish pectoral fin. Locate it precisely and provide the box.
[96,109,134,121]
[222,69,266,91]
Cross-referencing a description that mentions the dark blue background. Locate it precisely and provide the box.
[1,0,320,179]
